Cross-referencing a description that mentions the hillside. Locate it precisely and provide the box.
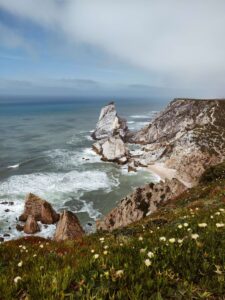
[0,162,225,299]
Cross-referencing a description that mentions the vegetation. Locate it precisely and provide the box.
[0,166,225,299]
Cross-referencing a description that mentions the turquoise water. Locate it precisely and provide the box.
[0,97,167,239]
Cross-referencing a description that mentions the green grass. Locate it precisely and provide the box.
[0,171,225,299]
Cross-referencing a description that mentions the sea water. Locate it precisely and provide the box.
[0,97,167,240]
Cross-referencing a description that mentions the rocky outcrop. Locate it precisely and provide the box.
[54,210,84,241]
[24,215,40,234]
[130,99,225,184]
[97,178,186,231]
[92,102,128,140]
[19,193,59,224]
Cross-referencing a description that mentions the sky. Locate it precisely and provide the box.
[0,0,225,98]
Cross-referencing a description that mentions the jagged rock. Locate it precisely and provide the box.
[54,210,84,241]
[19,193,59,224]
[101,136,128,163]
[96,178,186,231]
[0,237,4,242]
[92,102,128,140]
[16,224,24,232]
[24,215,40,234]
[130,99,225,184]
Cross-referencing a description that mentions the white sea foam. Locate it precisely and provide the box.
[130,115,150,119]
[7,164,20,169]
[76,200,102,220]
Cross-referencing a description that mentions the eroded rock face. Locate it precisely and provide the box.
[54,210,84,241]
[92,102,128,140]
[96,178,186,231]
[19,193,59,224]
[24,215,40,234]
[101,136,128,163]
[130,99,225,184]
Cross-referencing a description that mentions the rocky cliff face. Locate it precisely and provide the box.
[97,178,186,231]
[131,99,225,184]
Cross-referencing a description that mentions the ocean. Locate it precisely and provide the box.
[0,97,168,240]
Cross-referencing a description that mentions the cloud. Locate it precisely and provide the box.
[0,0,225,89]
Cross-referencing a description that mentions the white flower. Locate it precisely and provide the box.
[99,237,104,242]
[195,208,199,211]
[33,254,37,258]
[19,245,22,248]
[18,261,23,267]
[147,251,154,258]
[178,239,183,244]
[187,228,191,232]
[120,243,124,246]
[14,276,22,284]
[216,223,224,228]
[169,238,176,244]
[219,208,224,212]
[177,224,183,229]
[140,248,147,254]
[93,254,99,259]
[198,223,207,228]
[210,215,214,219]
[138,236,143,241]
[39,244,44,248]
[91,249,95,253]
[183,223,189,227]
[215,212,221,216]
[104,245,108,250]
[191,234,199,240]
[103,251,108,255]
[159,237,166,242]
[144,259,151,267]
[116,270,124,277]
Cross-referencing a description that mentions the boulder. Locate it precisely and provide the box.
[24,215,40,234]
[101,136,128,163]
[91,102,128,140]
[54,210,84,242]
[19,193,59,224]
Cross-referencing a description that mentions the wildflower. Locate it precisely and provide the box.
[191,233,199,240]
[144,259,152,267]
[183,223,189,227]
[159,237,166,242]
[215,265,223,275]
[178,239,183,244]
[120,243,124,246]
[219,208,225,212]
[19,245,22,248]
[91,249,95,253]
[215,212,221,216]
[18,261,23,267]
[216,223,224,228]
[39,244,44,248]
[138,236,143,241]
[187,228,191,232]
[115,270,124,277]
[169,238,176,244]
[33,254,37,258]
[147,251,154,258]
[104,271,109,277]
[198,223,207,228]
[40,266,44,270]
[14,276,22,284]
[195,208,199,211]
[93,254,99,259]
[210,215,214,219]
[104,245,108,250]
[103,251,108,255]
[140,248,147,254]
[178,224,183,229]
[99,237,104,242]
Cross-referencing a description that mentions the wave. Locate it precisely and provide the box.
[7,163,20,169]
[130,114,151,119]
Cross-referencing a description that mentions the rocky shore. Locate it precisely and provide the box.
[93,99,225,230]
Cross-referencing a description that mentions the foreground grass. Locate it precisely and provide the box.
[0,172,225,299]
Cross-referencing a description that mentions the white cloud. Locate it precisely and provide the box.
[1,0,225,89]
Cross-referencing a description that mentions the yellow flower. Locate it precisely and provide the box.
[144,259,151,267]
[18,261,23,267]
[147,251,154,258]
[169,238,176,243]
[198,223,207,228]
[14,276,22,284]
[216,223,224,228]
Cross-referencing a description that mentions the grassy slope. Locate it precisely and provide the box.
[0,165,225,299]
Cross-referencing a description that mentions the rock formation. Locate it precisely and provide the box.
[24,215,40,234]
[91,102,128,140]
[54,210,84,241]
[97,178,186,231]
[130,99,225,184]
[19,193,59,224]
[92,102,130,163]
